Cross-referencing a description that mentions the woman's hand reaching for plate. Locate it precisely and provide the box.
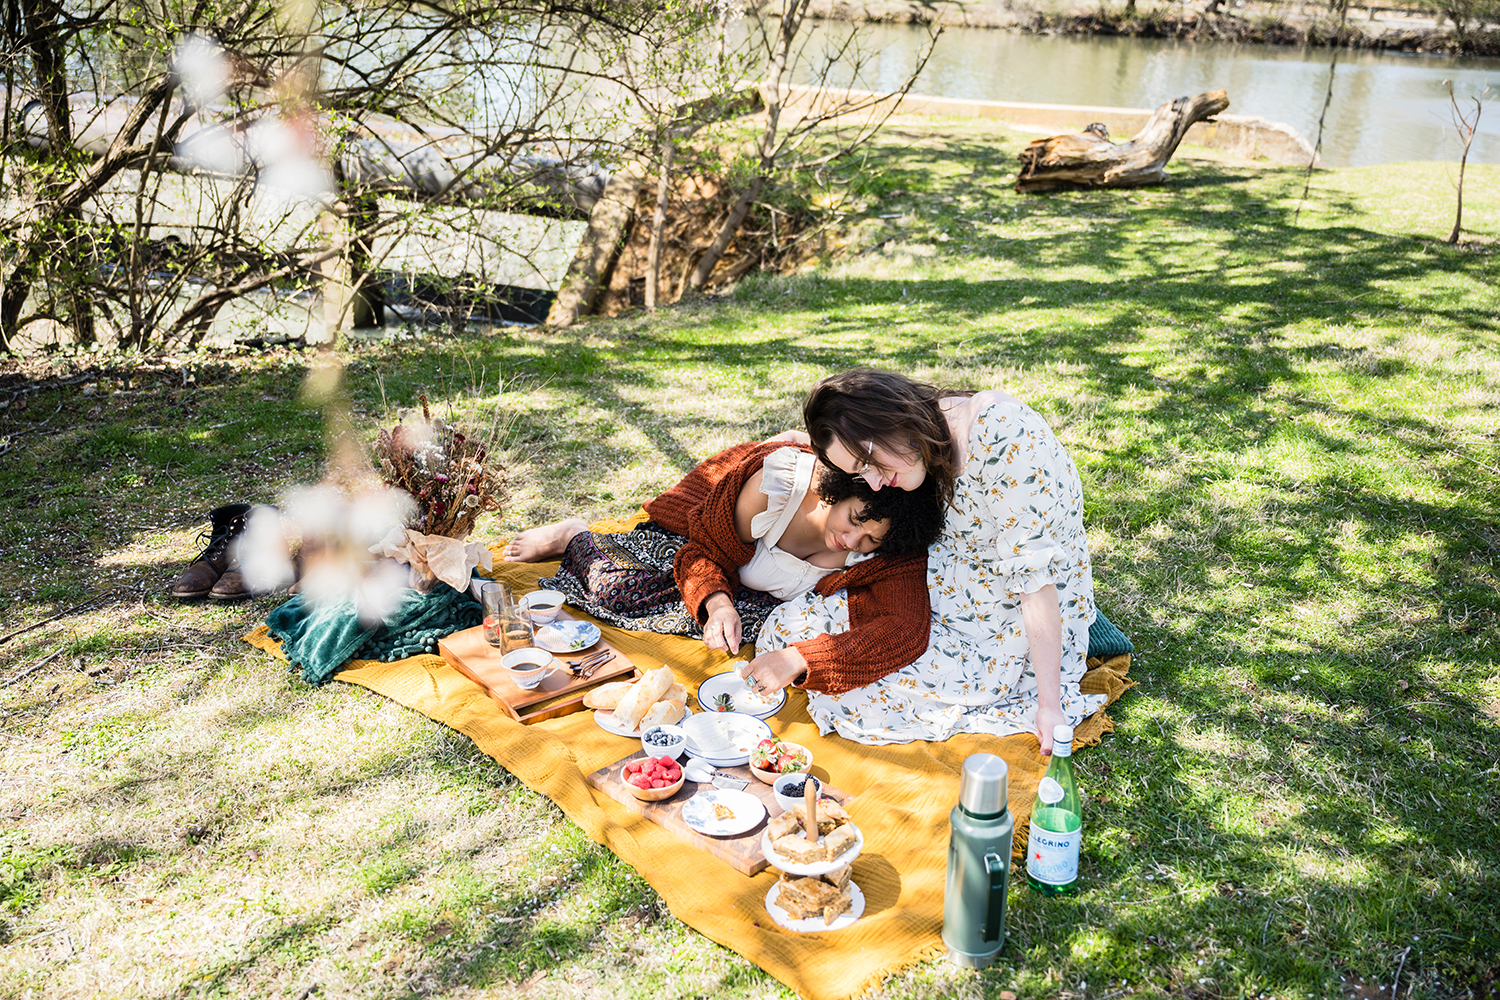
[742,646,808,696]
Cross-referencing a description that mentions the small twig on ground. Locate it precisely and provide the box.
[1391,945,1411,997]
[1110,885,1198,906]
[2,646,67,687]
[0,589,118,646]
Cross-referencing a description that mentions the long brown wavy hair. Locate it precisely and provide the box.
[802,369,968,509]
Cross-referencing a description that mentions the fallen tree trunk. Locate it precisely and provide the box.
[1015,90,1230,193]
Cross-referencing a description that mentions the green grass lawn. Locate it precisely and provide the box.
[1,117,1497,999]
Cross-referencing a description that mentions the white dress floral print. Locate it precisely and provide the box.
[757,398,1106,745]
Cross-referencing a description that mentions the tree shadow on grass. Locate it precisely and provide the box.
[7,127,1498,995]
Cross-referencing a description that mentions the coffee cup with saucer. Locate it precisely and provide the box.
[502,648,563,689]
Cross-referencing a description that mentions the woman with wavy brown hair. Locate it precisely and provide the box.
[746,368,1106,754]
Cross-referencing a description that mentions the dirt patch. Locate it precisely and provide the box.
[594,174,825,315]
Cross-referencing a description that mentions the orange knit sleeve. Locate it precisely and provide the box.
[793,553,931,695]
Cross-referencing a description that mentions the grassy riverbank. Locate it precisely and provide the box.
[2,121,1498,999]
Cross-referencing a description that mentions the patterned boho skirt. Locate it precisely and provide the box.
[539,522,783,641]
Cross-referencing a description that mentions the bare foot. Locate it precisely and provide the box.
[502,518,588,562]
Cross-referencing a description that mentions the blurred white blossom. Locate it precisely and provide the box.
[173,34,229,109]
[283,484,417,624]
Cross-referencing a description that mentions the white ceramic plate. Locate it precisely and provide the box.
[764,880,865,933]
[534,620,601,653]
[679,711,773,767]
[697,670,785,719]
[759,824,864,876]
[680,789,766,837]
[594,707,693,738]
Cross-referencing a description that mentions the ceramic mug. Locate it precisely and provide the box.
[522,589,566,625]
[502,648,561,690]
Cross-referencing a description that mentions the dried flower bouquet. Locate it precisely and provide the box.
[372,394,503,540]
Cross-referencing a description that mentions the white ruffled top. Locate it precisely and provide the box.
[739,447,845,600]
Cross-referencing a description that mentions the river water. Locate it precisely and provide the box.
[799,21,1500,167]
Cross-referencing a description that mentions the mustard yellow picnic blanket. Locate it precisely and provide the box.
[245,524,1132,1000]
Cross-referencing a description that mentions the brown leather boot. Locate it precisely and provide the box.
[211,504,293,600]
[208,566,252,601]
[170,503,252,599]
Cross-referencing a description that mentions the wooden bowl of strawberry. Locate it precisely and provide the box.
[622,755,685,801]
[748,739,813,784]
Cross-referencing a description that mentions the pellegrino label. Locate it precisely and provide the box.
[1026,824,1080,885]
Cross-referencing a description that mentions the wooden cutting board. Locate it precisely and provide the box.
[586,752,853,876]
[438,619,639,724]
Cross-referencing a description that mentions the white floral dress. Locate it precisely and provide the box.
[757,398,1106,745]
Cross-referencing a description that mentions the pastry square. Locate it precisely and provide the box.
[822,825,857,862]
[768,811,801,841]
[772,833,827,865]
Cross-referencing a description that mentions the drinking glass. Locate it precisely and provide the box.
[480,582,508,648]
[500,601,536,655]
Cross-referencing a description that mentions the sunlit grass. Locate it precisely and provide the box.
[2,116,1498,997]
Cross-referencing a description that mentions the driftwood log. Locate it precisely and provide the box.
[1015,90,1230,193]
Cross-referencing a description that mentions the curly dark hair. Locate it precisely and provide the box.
[816,465,945,558]
[803,368,968,511]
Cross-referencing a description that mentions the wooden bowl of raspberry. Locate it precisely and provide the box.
[622,756,685,801]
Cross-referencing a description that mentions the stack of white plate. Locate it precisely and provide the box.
[678,711,773,767]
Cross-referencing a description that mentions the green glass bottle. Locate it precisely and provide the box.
[1025,723,1081,896]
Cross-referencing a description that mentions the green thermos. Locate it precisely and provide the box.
[942,753,1014,969]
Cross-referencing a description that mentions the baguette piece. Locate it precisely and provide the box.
[639,697,686,729]
[612,665,675,731]
[583,681,633,710]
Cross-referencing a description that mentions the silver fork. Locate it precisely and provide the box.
[568,649,615,678]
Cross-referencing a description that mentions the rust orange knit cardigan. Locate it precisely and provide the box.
[643,441,931,695]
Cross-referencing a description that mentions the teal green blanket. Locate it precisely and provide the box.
[266,584,482,686]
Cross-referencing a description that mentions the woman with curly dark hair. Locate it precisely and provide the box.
[504,441,944,688]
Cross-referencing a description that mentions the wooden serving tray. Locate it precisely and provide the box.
[438,617,639,724]
[586,752,852,876]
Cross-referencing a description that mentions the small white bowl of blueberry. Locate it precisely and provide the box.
[640,723,687,759]
[773,772,822,812]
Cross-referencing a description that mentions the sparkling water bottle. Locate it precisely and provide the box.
[1025,724,1081,896]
